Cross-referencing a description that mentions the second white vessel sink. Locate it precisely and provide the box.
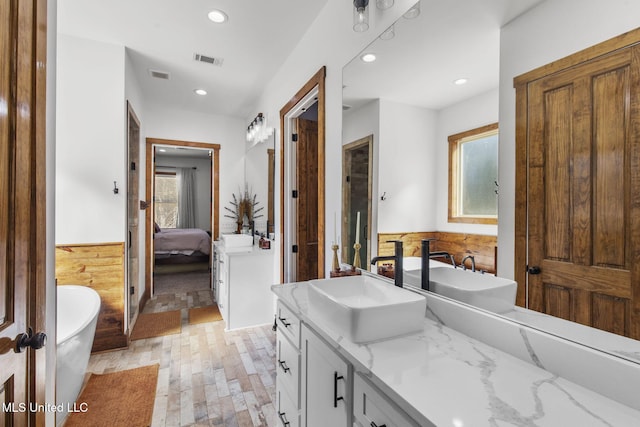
[220,233,253,248]
[307,275,426,343]
[405,267,516,313]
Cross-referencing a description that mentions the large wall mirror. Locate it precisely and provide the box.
[342,0,640,364]
[245,133,275,237]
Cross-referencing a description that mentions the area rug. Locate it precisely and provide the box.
[130,310,181,340]
[64,364,159,427]
[188,304,222,325]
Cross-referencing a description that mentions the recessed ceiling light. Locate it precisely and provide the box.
[207,9,228,23]
[454,78,468,85]
[194,89,207,96]
[361,53,377,63]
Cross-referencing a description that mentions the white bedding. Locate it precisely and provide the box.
[154,228,211,256]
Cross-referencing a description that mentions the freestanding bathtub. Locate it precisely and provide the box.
[56,285,101,425]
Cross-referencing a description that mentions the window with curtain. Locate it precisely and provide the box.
[154,172,178,228]
[448,123,499,224]
[176,167,197,228]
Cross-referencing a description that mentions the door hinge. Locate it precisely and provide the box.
[292,190,298,198]
[130,286,135,295]
[292,133,298,142]
[131,161,136,171]
[346,175,351,183]
[292,245,298,253]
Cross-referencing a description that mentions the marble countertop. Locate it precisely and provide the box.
[272,282,640,426]
[501,306,640,365]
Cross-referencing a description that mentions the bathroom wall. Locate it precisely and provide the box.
[498,0,640,279]
[435,88,499,235]
[144,103,246,235]
[342,88,498,261]
[56,33,246,318]
[249,0,417,275]
[378,99,438,232]
[343,99,380,256]
[56,34,126,244]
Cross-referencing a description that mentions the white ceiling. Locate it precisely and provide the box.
[57,0,544,120]
[57,0,328,118]
[343,0,545,112]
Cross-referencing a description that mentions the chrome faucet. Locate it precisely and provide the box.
[461,255,476,272]
[371,240,403,287]
[429,251,457,268]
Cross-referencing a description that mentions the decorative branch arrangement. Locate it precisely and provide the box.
[224,185,263,233]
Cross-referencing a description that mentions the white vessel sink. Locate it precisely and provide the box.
[220,233,253,248]
[307,275,426,343]
[405,267,516,313]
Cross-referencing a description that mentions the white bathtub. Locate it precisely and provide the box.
[56,285,101,425]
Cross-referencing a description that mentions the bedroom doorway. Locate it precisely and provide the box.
[143,138,220,308]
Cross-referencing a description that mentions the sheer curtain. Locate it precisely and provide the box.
[176,167,196,228]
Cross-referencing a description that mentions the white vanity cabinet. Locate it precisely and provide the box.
[353,374,422,427]
[300,324,352,427]
[213,249,229,319]
[275,301,301,427]
[212,243,274,330]
[274,300,418,427]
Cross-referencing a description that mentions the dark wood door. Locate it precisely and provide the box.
[0,0,48,425]
[296,118,319,281]
[526,45,640,338]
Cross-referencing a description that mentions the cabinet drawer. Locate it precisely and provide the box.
[277,384,300,427]
[353,373,419,427]
[277,301,300,347]
[277,334,300,402]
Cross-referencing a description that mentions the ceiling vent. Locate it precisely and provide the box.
[148,69,170,80]
[194,53,224,66]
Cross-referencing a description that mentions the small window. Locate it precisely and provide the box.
[448,123,498,224]
[154,172,178,228]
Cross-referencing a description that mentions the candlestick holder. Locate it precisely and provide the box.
[331,244,340,272]
[352,242,362,269]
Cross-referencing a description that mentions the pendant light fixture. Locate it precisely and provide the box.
[353,0,370,32]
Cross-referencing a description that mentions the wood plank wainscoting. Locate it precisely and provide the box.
[55,242,128,352]
[378,232,497,275]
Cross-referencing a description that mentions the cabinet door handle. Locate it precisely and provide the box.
[278,316,291,328]
[278,359,290,373]
[371,423,387,427]
[278,411,290,427]
[333,371,344,408]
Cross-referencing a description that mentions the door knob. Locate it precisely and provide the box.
[527,266,541,275]
[14,328,47,353]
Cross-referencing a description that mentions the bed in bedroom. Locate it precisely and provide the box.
[153,226,211,265]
